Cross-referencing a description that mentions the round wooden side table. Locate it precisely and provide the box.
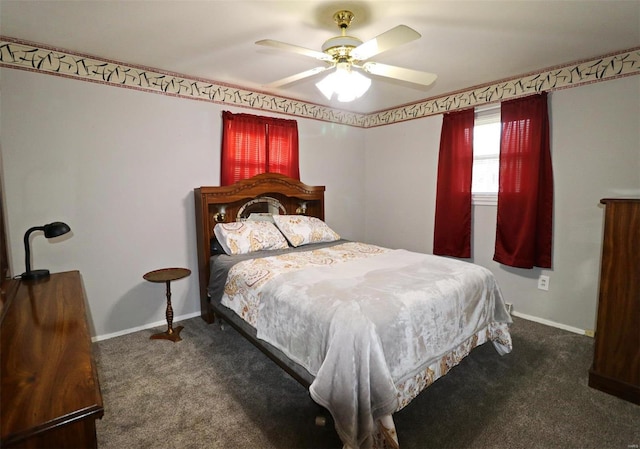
[143,267,191,342]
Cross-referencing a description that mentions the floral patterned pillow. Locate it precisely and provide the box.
[213,221,288,255]
[272,215,340,247]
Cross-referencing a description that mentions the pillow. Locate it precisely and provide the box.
[213,221,288,255]
[272,215,340,247]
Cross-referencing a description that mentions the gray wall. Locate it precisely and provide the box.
[363,75,640,332]
[0,68,366,338]
[2,67,639,338]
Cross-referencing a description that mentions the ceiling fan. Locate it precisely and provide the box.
[256,10,437,101]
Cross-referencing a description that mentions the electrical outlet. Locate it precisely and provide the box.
[537,275,550,291]
[505,302,513,314]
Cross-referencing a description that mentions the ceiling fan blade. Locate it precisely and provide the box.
[361,62,437,86]
[263,66,332,88]
[256,39,334,62]
[351,25,421,61]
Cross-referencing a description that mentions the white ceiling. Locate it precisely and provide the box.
[2,1,639,114]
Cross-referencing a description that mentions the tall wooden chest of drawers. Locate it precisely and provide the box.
[588,198,640,404]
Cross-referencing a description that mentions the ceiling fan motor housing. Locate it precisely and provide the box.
[321,36,363,59]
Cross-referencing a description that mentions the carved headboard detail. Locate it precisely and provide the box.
[194,173,326,322]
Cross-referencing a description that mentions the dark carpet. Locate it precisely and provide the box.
[94,316,640,448]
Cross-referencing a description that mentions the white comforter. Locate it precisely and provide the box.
[221,242,512,449]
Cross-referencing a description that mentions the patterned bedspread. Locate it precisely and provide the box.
[220,242,512,449]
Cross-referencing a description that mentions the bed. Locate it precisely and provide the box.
[194,173,512,449]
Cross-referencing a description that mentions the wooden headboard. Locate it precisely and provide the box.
[194,173,326,323]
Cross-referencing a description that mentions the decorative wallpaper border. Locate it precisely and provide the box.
[1,36,639,128]
[365,48,640,127]
[0,36,367,127]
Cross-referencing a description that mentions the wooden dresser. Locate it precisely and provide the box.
[588,198,640,405]
[1,271,104,448]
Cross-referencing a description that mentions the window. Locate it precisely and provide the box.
[472,105,500,205]
[434,95,552,267]
[220,111,299,186]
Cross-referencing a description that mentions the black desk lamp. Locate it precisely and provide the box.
[22,221,71,281]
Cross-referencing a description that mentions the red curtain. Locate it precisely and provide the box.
[433,108,475,258]
[494,93,553,268]
[220,111,300,185]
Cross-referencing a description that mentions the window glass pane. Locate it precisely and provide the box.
[472,156,499,193]
[472,110,500,195]
[474,122,500,156]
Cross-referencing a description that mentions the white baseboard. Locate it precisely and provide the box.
[93,310,589,342]
[92,311,202,342]
[512,311,589,336]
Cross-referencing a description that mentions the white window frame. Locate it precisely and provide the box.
[472,104,501,206]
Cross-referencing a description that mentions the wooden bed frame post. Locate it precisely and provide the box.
[194,187,215,323]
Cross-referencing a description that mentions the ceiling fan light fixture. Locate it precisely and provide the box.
[315,65,371,102]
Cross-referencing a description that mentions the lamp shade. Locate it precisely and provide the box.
[43,222,71,238]
[22,221,71,281]
[316,64,371,102]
